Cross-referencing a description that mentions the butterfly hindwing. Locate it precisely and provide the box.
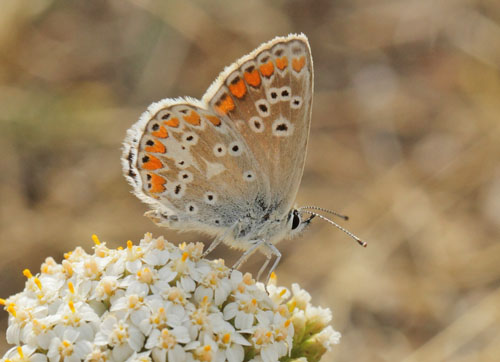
[122,98,270,232]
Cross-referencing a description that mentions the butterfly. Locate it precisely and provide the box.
[122,33,365,282]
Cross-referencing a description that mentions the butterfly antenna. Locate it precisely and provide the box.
[299,206,349,220]
[302,210,367,247]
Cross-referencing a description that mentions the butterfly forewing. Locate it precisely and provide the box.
[204,35,313,216]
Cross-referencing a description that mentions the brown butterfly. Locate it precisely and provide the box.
[122,34,365,282]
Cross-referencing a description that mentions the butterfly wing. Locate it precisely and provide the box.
[122,98,271,234]
[122,33,312,239]
[203,34,313,217]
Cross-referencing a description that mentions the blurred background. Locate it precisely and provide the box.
[1,0,500,360]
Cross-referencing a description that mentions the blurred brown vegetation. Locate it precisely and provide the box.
[1,0,500,361]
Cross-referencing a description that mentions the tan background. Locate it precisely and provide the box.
[1,0,500,361]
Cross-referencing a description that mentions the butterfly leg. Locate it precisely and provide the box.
[202,234,225,258]
[202,224,237,258]
[258,241,281,284]
[232,239,264,270]
[256,253,271,281]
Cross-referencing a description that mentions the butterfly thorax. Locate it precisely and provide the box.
[226,206,289,247]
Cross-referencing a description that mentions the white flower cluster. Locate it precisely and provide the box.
[1,233,340,362]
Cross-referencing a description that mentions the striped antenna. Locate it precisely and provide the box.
[301,210,367,247]
[299,206,349,220]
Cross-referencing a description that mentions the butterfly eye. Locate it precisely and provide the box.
[291,212,301,230]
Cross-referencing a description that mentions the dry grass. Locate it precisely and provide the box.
[1,0,499,360]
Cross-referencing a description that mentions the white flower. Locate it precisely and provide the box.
[162,285,191,307]
[83,346,111,362]
[92,276,120,301]
[313,325,341,349]
[206,313,250,362]
[223,290,269,330]
[1,233,340,362]
[193,269,232,307]
[22,315,58,350]
[23,270,65,306]
[168,254,200,293]
[145,327,191,362]
[40,257,63,276]
[94,315,144,360]
[121,266,159,296]
[4,300,38,345]
[142,236,171,267]
[305,304,332,332]
[124,351,153,362]
[228,270,260,296]
[124,241,145,274]
[290,283,312,310]
[53,300,99,342]
[2,345,47,362]
[188,345,214,362]
[248,311,292,361]
[46,329,92,362]
[265,274,290,306]
[111,293,146,315]
[137,298,187,336]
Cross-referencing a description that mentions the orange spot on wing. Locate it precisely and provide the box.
[229,78,246,99]
[276,56,288,70]
[164,117,179,128]
[292,56,306,72]
[145,139,166,154]
[244,69,261,87]
[152,125,168,138]
[149,173,166,193]
[206,115,222,126]
[183,111,201,126]
[215,94,235,115]
[142,154,163,170]
[260,61,274,77]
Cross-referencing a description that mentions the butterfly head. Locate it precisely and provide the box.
[285,208,315,239]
